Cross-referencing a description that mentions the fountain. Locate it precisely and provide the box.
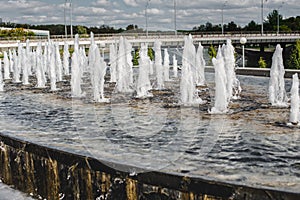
[63,42,70,75]
[0,60,4,91]
[154,40,164,89]
[180,35,205,105]
[209,46,229,114]
[89,40,109,102]
[289,73,299,125]
[71,35,82,97]
[109,43,117,82]
[0,34,299,200]
[3,52,10,80]
[223,39,241,100]
[136,43,152,98]
[35,42,46,88]
[48,42,58,91]
[163,48,170,81]
[116,36,133,93]
[55,43,63,82]
[172,54,178,78]
[269,44,288,107]
[195,42,206,86]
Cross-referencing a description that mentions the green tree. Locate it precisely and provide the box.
[258,57,267,68]
[287,40,300,69]
[133,48,140,66]
[126,24,138,30]
[266,10,282,31]
[208,44,217,64]
[243,20,260,31]
[148,48,154,61]
[77,25,87,35]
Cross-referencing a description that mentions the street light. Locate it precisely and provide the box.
[64,0,73,38]
[277,2,284,35]
[221,1,227,35]
[145,0,151,38]
[174,0,177,36]
[261,0,267,35]
[70,0,73,38]
[240,37,247,68]
[64,0,68,38]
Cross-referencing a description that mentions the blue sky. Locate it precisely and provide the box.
[0,0,299,30]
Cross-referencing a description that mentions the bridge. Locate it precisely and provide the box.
[0,32,299,52]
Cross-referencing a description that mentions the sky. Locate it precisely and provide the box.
[0,0,299,31]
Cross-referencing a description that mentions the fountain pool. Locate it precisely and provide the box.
[0,72,299,197]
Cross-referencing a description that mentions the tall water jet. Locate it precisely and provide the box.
[195,43,206,86]
[63,42,70,75]
[13,46,21,83]
[163,48,170,81]
[125,38,134,86]
[3,51,10,80]
[289,73,299,125]
[109,43,117,82]
[136,43,152,98]
[116,36,133,93]
[49,43,57,91]
[180,35,204,105]
[25,39,32,76]
[0,59,4,92]
[9,49,14,73]
[79,47,88,72]
[71,35,82,97]
[209,46,228,114]
[269,44,288,107]
[172,55,178,78]
[22,48,30,85]
[223,39,241,100]
[55,43,63,82]
[88,41,108,102]
[35,42,46,88]
[154,40,164,89]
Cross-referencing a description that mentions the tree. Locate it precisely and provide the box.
[243,20,260,31]
[266,10,282,31]
[77,25,87,35]
[225,21,240,32]
[208,44,217,64]
[258,57,267,68]
[126,24,138,30]
[287,40,300,69]
[148,48,154,61]
[133,48,140,66]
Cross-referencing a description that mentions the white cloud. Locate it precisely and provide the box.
[0,0,299,30]
[123,0,138,7]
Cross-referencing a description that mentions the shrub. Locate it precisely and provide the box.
[258,57,267,68]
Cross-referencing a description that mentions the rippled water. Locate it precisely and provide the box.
[0,74,299,193]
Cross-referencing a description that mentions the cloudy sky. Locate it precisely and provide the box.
[0,0,299,30]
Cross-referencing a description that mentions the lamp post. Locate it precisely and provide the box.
[240,37,247,68]
[277,2,284,35]
[261,0,267,35]
[174,0,177,36]
[221,1,227,35]
[145,0,150,38]
[64,0,67,38]
[70,0,73,38]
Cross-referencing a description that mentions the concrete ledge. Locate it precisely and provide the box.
[0,133,299,200]
[205,66,300,78]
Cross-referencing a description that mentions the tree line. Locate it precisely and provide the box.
[192,10,300,33]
